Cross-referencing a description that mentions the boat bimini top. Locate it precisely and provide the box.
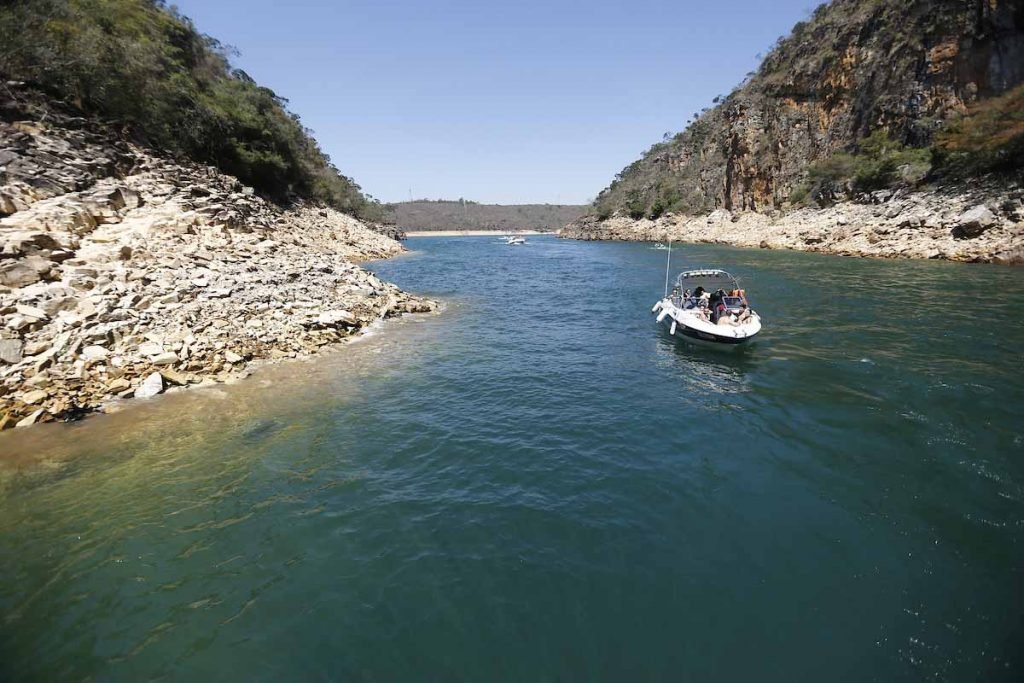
[674,269,740,292]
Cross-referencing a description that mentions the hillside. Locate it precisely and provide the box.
[0,0,384,221]
[0,86,433,429]
[587,0,1024,222]
[387,200,586,232]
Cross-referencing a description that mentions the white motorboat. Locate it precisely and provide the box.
[651,268,761,346]
[652,242,670,250]
[504,235,527,245]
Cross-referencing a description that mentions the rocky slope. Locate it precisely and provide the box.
[596,0,1023,216]
[573,0,1024,256]
[0,95,434,430]
[564,183,1023,264]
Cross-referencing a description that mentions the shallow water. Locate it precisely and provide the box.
[1,235,1022,681]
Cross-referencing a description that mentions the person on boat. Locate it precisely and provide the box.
[716,309,737,326]
[735,303,752,324]
[693,286,705,299]
[712,299,730,324]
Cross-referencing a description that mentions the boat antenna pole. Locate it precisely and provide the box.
[663,239,673,297]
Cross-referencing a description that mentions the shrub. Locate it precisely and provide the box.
[934,84,1024,176]
[624,191,648,220]
[0,0,381,220]
[788,183,810,206]
[802,130,932,203]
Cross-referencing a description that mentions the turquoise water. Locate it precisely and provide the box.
[1,235,1022,681]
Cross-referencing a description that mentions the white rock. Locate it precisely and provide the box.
[138,341,164,356]
[956,205,997,236]
[134,372,165,399]
[81,345,109,361]
[0,338,24,364]
[6,315,32,331]
[16,409,45,428]
[225,350,244,364]
[0,262,42,288]
[316,310,355,326]
[15,304,48,320]
[21,389,48,404]
[76,299,98,318]
[151,351,178,366]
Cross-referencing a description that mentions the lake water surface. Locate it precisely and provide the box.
[1,235,1022,681]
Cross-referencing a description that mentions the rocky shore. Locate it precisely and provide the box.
[0,102,435,430]
[562,182,1024,265]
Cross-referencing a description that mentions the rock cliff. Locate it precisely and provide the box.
[0,89,434,429]
[574,0,1024,257]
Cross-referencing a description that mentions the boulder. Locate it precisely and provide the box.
[137,340,163,356]
[159,368,190,385]
[0,261,40,287]
[0,338,24,364]
[107,378,131,392]
[151,351,178,366]
[15,304,48,320]
[21,389,49,405]
[224,350,244,364]
[134,371,165,399]
[316,309,355,327]
[16,408,45,428]
[954,205,997,238]
[41,296,80,316]
[81,345,109,361]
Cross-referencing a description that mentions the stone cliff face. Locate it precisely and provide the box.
[594,0,1024,217]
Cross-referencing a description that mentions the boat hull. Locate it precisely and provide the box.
[653,299,760,347]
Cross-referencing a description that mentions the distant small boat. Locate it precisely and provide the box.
[652,242,670,250]
[503,235,527,245]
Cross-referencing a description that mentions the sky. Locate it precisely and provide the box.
[171,0,818,205]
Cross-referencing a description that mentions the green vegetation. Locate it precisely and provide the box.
[934,84,1024,177]
[791,96,1024,207]
[793,130,930,206]
[591,0,1023,221]
[0,0,384,221]
[386,200,586,232]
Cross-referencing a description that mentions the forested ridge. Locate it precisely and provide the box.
[0,0,385,221]
[387,200,586,232]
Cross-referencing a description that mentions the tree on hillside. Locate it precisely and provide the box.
[0,0,384,220]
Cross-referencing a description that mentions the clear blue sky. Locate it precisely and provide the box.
[172,0,816,204]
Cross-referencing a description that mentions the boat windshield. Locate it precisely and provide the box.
[675,269,739,292]
[723,296,744,311]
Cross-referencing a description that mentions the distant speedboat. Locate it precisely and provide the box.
[651,268,761,346]
[504,235,527,245]
[652,242,670,250]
